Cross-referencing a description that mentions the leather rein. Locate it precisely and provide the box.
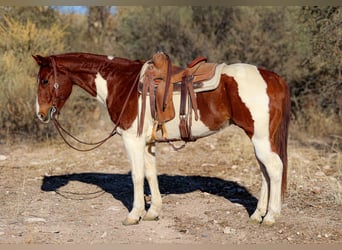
[49,56,139,152]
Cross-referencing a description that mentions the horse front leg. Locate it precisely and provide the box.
[121,132,146,225]
[143,142,162,221]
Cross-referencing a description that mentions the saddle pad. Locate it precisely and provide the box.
[138,63,226,94]
[183,63,225,93]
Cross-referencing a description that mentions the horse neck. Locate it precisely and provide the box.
[55,53,143,105]
[59,54,108,97]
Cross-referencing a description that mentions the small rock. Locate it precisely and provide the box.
[312,186,321,194]
[329,177,337,182]
[0,232,5,236]
[323,165,331,171]
[0,155,7,161]
[223,227,236,234]
[25,217,46,223]
[107,206,120,212]
[315,171,325,177]
[231,165,238,170]
[201,163,217,167]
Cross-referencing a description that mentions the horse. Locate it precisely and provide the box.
[33,52,290,226]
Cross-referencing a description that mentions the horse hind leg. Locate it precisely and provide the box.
[251,138,283,226]
[143,143,162,221]
[250,160,269,224]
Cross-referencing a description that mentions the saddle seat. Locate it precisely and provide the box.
[163,57,217,87]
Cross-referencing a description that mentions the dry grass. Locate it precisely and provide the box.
[0,17,66,141]
[288,125,342,205]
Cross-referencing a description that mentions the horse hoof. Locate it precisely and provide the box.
[249,213,263,224]
[262,219,275,226]
[122,217,140,226]
[143,209,160,221]
[249,217,262,225]
[143,214,159,221]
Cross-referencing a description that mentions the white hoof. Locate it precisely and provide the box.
[143,209,159,221]
[250,209,264,224]
[122,216,140,226]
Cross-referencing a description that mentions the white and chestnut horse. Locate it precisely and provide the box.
[33,52,290,226]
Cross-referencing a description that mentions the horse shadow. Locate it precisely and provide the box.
[41,171,258,216]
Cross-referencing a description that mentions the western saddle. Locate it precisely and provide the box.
[138,52,217,141]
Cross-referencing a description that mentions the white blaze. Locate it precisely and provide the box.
[107,55,114,60]
[95,72,108,105]
[35,96,40,117]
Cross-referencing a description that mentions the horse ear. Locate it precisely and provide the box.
[32,55,49,66]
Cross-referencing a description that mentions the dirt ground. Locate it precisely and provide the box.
[0,124,341,244]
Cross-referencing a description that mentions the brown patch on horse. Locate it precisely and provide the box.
[258,68,291,199]
[101,61,142,130]
[197,74,254,137]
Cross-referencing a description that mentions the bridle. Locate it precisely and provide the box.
[48,56,140,152]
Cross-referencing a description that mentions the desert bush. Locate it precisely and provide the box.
[0,17,66,142]
[290,7,341,137]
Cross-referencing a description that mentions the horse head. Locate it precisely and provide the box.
[32,55,73,123]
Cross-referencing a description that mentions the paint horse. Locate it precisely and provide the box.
[33,52,290,226]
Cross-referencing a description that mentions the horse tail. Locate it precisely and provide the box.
[276,76,291,200]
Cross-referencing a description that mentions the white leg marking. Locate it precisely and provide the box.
[254,146,283,225]
[94,72,108,106]
[223,64,282,225]
[250,168,268,223]
[119,98,156,225]
[143,143,162,221]
[121,130,146,225]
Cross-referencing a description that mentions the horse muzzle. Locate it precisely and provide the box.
[37,106,57,124]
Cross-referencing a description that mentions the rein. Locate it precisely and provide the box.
[50,56,140,152]
[52,118,117,152]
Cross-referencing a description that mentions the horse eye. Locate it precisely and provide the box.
[41,79,49,85]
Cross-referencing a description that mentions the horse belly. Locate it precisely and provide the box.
[161,94,216,139]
